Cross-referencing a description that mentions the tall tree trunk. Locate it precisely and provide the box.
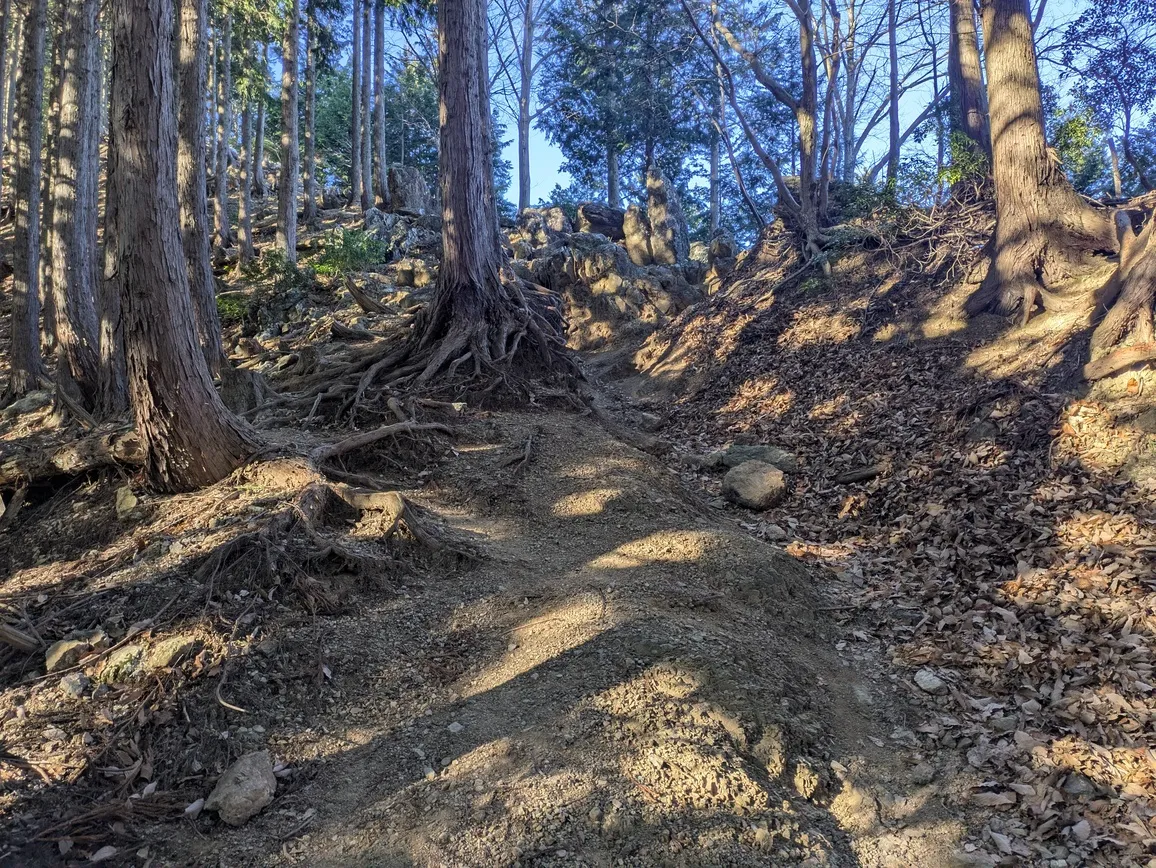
[302,0,317,224]
[6,0,47,398]
[0,0,12,208]
[948,0,991,161]
[238,98,254,264]
[98,157,128,415]
[1122,134,1155,193]
[3,18,21,165]
[49,0,103,407]
[968,0,1115,320]
[348,0,362,208]
[253,45,267,197]
[517,0,533,212]
[607,145,620,209]
[207,30,218,177]
[176,0,225,372]
[108,0,255,490]
[1108,137,1123,199]
[795,0,821,251]
[372,0,387,207]
[214,11,233,248]
[886,0,900,186]
[40,21,62,361]
[277,0,300,262]
[359,0,372,211]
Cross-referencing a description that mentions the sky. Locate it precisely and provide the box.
[493,0,1089,212]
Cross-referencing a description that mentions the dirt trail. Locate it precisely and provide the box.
[140,409,967,867]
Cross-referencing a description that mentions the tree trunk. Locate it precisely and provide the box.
[968,0,1116,320]
[6,0,48,398]
[277,0,300,263]
[99,115,128,416]
[517,0,533,212]
[948,0,991,160]
[40,20,62,362]
[214,11,233,248]
[253,45,267,197]
[372,0,387,207]
[348,0,362,208]
[302,0,317,224]
[108,0,255,490]
[1122,134,1155,193]
[886,0,900,186]
[48,0,102,407]
[3,18,22,166]
[1108,138,1123,199]
[359,0,372,211]
[238,97,255,265]
[607,145,620,210]
[1091,212,1155,356]
[795,0,821,252]
[176,0,225,372]
[0,0,12,208]
[207,30,217,176]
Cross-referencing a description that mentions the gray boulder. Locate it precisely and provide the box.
[646,166,689,265]
[623,205,652,266]
[516,206,572,247]
[722,461,787,510]
[576,202,625,240]
[711,444,799,474]
[205,751,277,826]
[364,207,400,240]
[387,165,431,215]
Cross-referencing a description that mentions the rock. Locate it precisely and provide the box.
[205,750,277,826]
[1061,773,1096,796]
[914,668,948,695]
[623,205,652,266]
[722,461,787,510]
[708,229,737,261]
[763,524,788,542]
[321,186,345,210]
[508,239,533,260]
[713,444,799,473]
[576,202,625,240]
[99,645,144,683]
[148,635,202,670]
[645,166,689,265]
[399,225,441,257]
[1070,819,1091,841]
[387,165,431,215]
[447,721,464,734]
[1,389,52,419]
[218,364,272,414]
[515,206,572,247]
[363,206,400,239]
[910,762,936,785]
[114,486,138,520]
[59,672,91,697]
[46,637,97,672]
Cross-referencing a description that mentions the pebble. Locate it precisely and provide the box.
[447,721,464,734]
[914,668,948,695]
[59,672,90,697]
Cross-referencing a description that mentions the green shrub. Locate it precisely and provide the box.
[315,228,388,276]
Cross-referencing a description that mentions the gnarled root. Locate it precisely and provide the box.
[195,458,476,614]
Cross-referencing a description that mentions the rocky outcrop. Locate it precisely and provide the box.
[514,207,572,248]
[364,208,443,260]
[576,202,625,240]
[387,166,431,215]
[705,229,738,294]
[321,186,345,210]
[646,166,689,265]
[623,205,652,266]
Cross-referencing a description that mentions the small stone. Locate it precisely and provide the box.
[147,635,201,670]
[45,638,92,672]
[914,668,948,695]
[204,751,276,826]
[99,645,144,683]
[722,460,787,510]
[1061,773,1095,796]
[1070,819,1091,841]
[447,721,464,734]
[910,762,935,785]
[59,672,90,697]
[719,444,800,473]
[763,524,788,541]
[115,486,138,520]
[185,798,205,819]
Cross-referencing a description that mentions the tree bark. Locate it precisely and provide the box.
[48,0,102,407]
[7,0,48,398]
[108,0,255,490]
[1108,138,1123,200]
[214,11,233,248]
[886,0,900,186]
[98,109,129,416]
[176,0,225,373]
[348,0,362,207]
[517,0,533,212]
[607,145,620,210]
[302,0,318,224]
[359,0,372,211]
[277,0,300,263]
[372,0,387,207]
[0,0,12,208]
[253,45,267,197]
[948,0,990,160]
[968,0,1116,320]
[238,97,255,265]
[1122,134,1155,193]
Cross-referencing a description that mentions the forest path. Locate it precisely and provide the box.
[164,404,970,867]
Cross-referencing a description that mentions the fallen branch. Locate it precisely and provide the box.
[0,429,145,488]
[344,275,389,314]
[834,462,891,485]
[310,421,451,463]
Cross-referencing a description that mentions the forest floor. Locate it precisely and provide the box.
[2,208,1156,867]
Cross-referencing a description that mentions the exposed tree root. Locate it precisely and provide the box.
[195,458,476,614]
[0,429,144,491]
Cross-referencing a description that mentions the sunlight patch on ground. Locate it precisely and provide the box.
[552,487,625,518]
[588,529,720,570]
[778,305,861,348]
